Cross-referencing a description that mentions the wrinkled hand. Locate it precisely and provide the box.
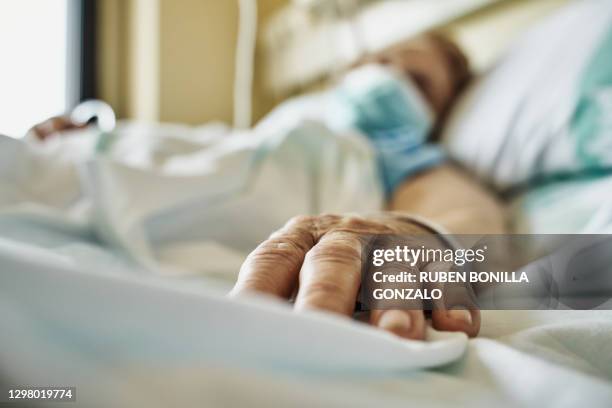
[231,213,480,340]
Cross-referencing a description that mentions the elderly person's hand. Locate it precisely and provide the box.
[30,115,85,141]
[231,213,480,340]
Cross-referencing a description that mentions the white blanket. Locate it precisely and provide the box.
[1,235,611,407]
[0,121,382,279]
[1,123,612,406]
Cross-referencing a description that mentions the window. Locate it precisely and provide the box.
[0,0,74,138]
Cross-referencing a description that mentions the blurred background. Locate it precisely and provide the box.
[0,0,568,137]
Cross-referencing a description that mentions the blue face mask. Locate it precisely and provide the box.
[328,64,444,196]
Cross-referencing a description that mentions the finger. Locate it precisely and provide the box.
[51,117,73,131]
[230,216,316,299]
[431,309,480,338]
[32,116,78,140]
[371,309,426,340]
[32,120,57,140]
[363,235,426,339]
[423,261,481,337]
[294,230,362,316]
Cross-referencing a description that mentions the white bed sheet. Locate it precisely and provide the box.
[0,210,611,407]
[1,121,611,407]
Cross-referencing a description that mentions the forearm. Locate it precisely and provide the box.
[389,164,507,235]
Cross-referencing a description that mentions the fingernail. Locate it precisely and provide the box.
[448,309,472,325]
[378,311,412,333]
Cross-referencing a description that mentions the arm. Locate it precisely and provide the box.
[389,163,507,235]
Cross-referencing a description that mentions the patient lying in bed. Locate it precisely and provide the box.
[27,0,612,343]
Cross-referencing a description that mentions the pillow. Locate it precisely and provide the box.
[442,0,612,191]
